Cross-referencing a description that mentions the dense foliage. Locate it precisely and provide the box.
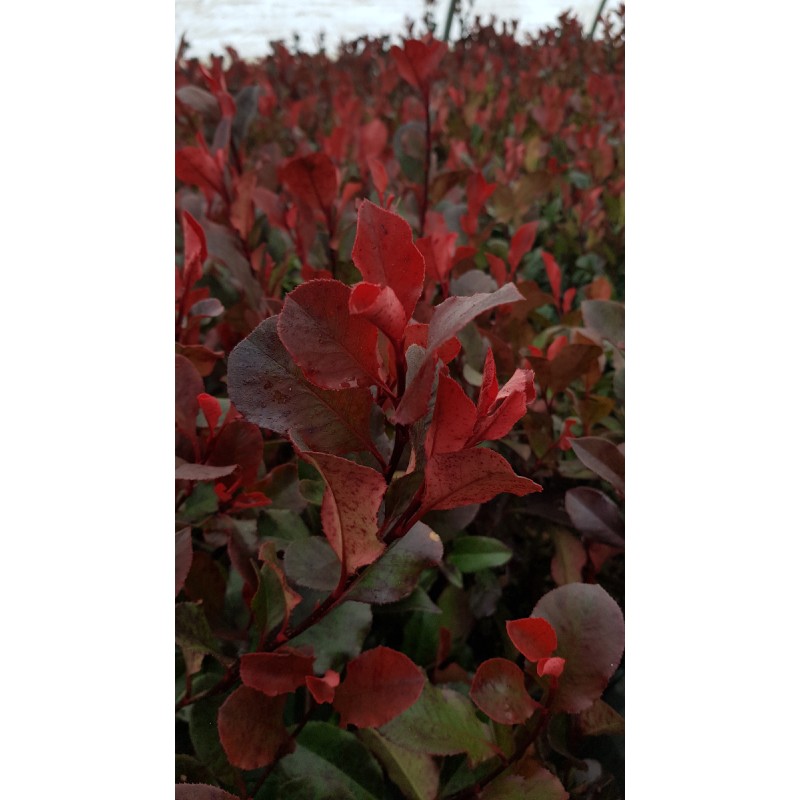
[176,9,625,799]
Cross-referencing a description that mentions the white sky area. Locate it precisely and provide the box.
[176,0,603,59]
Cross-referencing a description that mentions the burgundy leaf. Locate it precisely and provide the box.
[300,451,386,574]
[389,39,448,94]
[508,221,538,275]
[349,282,407,342]
[506,617,558,662]
[564,487,624,547]
[176,355,203,438]
[227,316,376,455]
[533,583,625,713]
[279,152,338,212]
[279,280,382,390]
[333,646,425,729]
[426,283,523,353]
[217,686,288,769]
[425,373,477,456]
[420,448,541,513]
[569,437,625,494]
[175,527,193,597]
[206,419,264,485]
[181,211,207,288]
[470,658,540,725]
[352,200,425,322]
[175,463,238,481]
[240,649,315,696]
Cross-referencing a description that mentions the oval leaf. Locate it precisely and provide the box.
[532,584,625,713]
[217,686,287,769]
[570,437,624,494]
[333,647,426,729]
[564,487,624,547]
[240,649,315,697]
[506,617,558,662]
[470,658,540,725]
[450,536,513,573]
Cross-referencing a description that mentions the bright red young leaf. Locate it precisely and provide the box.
[533,583,625,713]
[536,657,566,679]
[469,368,535,445]
[240,649,315,696]
[305,670,340,704]
[352,201,425,322]
[333,646,425,729]
[349,282,407,342]
[476,349,499,417]
[227,316,376,456]
[416,232,458,284]
[279,152,338,213]
[425,373,477,456]
[389,38,448,95]
[181,211,207,289]
[485,252,507,286]
[470,658,540,725]
[175,147,225,197]
[301,451,386,574]
[506,617,558,662]
[279,280,382,390]
[541,251,562,310]
[197,393,221,433]
[217,686,288,769]
[420,448,541,513]
[508,221,539,275]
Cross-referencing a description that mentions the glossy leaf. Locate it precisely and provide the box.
[470,658,539,725]
[217,686,287,769]
[349,523,443,604]
[301,451,386,574]
[279,280,382,390]
[570,437,624,494]
[334,646,426,728]
[449,536,513,573]
[421,448,541,513]
[240,649,315,696]
[533,584,625,713]
[227,316,375,455]
[352,200,425,321]
[577,697,625,736]
[564,487,624,547]
[506,617,558,662]
[393,344,438,425]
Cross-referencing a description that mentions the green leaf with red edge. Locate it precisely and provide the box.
[333,646,426,729]
[564,487,624,547]
[217,686,288,770]
[240,649,315,697]
[420,448,541,513]
[349,282,407,342]
[227,316,376,456]
[252,548,302,638]
[348,523,443,604]
[175,784,239,800]
[300,451,386,575]
[425,373,477,456]
[569,437,624,494]
[506,617,558,662]
[508,220,538,274]
[279,152,338,212]
[379,682,495,765]
[532,583,625,714]
[470,658,540,725]
[279,280,382,390]
[352,200,425,321]
[426,283,524,354]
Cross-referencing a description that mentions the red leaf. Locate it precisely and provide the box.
[279,152,338,212]
[279,280,382,390]
[485,253,507,286]
[240,649,315,696]
[541,251,562,310]
[197,393,222,433]
[476,349,499,418]
[175,147,225,196]
[470,658,540,725]
[181,211,207,289]
[426,283,523,353]
[393,344,438,426]
[569,437,624,494]
[508,221,538,275]
[506,617,558,662]
[416,232,458,283]
[176,355,203,439]
[426,373,477,456]
[333,646,425,728]
[469,369,535,445]
[217,686,288,769]
[227,316,376,456]
[352,200,425,322]
[367,157,388,197]
[536,657,566,679]
[175,527,193,597]
[420,448,541,513]
[389,39,448,94]
[206,419,264,485]
[349,282,407,342]
[175,463,238,481]
[533,584,625,713]
[305,670,340,704]
[300,451,386,574]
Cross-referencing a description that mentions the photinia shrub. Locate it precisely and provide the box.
[176,8,624,800]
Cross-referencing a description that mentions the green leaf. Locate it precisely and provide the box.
[275,722,384,800]
[380,682,495,766]
[181,483,219,522]
[359,729,439,800]
[283,537,340,592]
[379,586,441,616]
[402,610,441,667]
[262,508,311,542]
[292,601,372,673]
[299,478,325,506]
[449,536,512,573]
